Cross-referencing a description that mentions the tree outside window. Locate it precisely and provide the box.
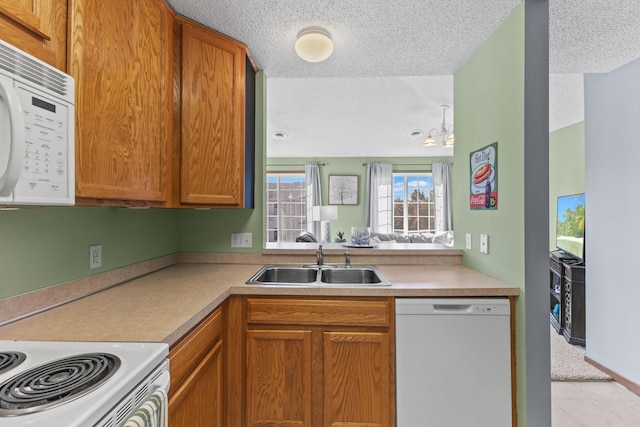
[393,174,435,234]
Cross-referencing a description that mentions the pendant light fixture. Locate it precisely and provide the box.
[424,105,454,148]
[295,27,334,63]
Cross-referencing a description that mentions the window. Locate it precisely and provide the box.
[266,173,307,242]
[393,173,435,234]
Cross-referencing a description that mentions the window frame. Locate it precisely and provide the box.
[392,173,435,235]
[265,172,307,243]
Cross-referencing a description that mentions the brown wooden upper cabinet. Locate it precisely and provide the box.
[68,0,174,206]
[67,0,254,207]
[0,0,67,71]
[175,17,248,207]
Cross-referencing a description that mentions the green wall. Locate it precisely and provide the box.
[454,5,525,281]
[549,122,585,250]
[267,156,452,241]
[453,3,528,422]
[0,207,178,300]
[176,71,267,253]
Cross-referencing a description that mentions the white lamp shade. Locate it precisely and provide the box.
[295,27,334,63]
[423,135,437,147]
[312,205,338,221]
[444,132,454,147]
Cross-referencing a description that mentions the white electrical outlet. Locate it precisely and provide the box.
[231,232,252,248]
[480,234,489,254]
[465,233,472,250]
[89,244,102,269]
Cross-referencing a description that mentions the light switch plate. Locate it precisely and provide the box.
[231,232,252,248]
[465,233,472,250]
[480,234,489,254]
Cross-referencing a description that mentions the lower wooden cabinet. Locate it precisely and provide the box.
[323,331,391,427]
[165,296,394,426]
[168,306,225,425]
[246,329,313,426]
[233,296,395,427]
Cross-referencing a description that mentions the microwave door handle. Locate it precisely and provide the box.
[0,79,25,197]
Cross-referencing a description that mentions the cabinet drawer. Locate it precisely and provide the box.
[246,298,391,328]
[169,307,223,390]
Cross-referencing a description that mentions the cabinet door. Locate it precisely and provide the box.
[323,332,391,427]
[246,329,312,427]
[169,307,225,425]
[180,21,245,206]
[169,339,224,425]
[0,0,67,70]
[69,0,172,205]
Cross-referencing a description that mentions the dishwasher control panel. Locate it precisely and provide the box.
[474,304,507,314]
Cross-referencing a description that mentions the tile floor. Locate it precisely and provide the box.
[552,381,640,426]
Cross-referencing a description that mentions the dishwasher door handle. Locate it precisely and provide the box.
[432,304,473,313]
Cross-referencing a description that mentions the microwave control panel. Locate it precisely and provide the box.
[13,84,71,202]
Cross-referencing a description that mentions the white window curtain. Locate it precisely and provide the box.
[365,162,393,234]
[433,162,453,232]
[305,163,322,239]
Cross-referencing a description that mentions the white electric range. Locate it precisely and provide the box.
[0,340,169,426]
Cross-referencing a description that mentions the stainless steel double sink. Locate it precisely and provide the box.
[246,264,390,287]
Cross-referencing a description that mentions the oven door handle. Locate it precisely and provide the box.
[151,365,170,392]
[122,362,170,427]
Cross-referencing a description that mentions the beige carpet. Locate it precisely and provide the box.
[550,325,612,381]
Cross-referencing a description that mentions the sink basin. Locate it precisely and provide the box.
[248,266,318,285]
[246,265,390,286]
[320,267,384,284]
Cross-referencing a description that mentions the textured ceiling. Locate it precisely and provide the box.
[167,0,521,78]
[549,0,640,74]
[267,76,453,157]
[166,0,640,157]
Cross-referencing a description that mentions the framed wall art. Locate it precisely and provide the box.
[328,175,358,205]
[470,142,498,210]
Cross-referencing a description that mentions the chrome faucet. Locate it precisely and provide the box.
[344,251,351,268]
[316,245,324,266]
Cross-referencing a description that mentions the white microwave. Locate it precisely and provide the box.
[0,38,75,206]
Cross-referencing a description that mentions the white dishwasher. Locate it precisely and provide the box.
[396,298,512,426]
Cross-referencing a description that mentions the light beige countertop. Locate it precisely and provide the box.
[0,263,519,347]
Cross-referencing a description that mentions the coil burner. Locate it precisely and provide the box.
[0,353,120,417]
[0,353,26,375]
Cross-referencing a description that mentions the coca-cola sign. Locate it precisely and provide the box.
[470,142,498,210]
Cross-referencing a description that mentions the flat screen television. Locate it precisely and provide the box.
[555,193,585,261]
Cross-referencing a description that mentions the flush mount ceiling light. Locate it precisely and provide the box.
[409,130,424,138]
[272,131,288,140]
[424,105,454,148]
[295,27,334,63]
